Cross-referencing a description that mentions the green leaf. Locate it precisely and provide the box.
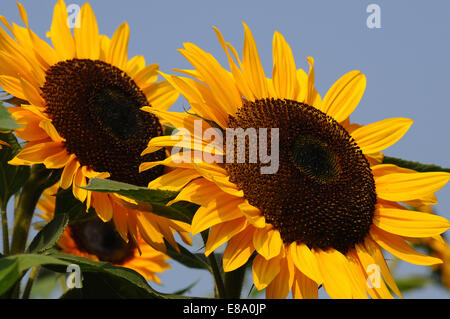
[0,254,69,295]
[59,272,154,299]
[382,156,450,173]
[163,124,176,136]
[84,178,178,203]
[83,178,194,223]
[0,102,19,131]
[53,187,96,225]
[26,213,69,254]
[29,268,63,299]
[0,132,30,206]
[170,279,200,296]
[165,240,211,271]
[47,253,167,299]
[395,276,431,293]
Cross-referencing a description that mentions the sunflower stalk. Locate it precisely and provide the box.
[1,201,9,255]
[21,266,40,299]
[201,231,227,298]
[382,156,450,173]
[10,165,61,255]
[224,264,247,299]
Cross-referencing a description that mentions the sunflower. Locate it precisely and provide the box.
[404,200,450,291]
[0,1,191,252]
[37,184,171,283]
[140,23,450,298]
[427,237,450,289]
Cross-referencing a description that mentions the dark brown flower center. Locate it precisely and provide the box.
[225,98,377,254]
[70,218,135,264]
[41,59,165,186]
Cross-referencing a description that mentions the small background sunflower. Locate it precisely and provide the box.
[1,0,450,298]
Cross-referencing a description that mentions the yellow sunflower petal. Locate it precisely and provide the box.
[60,155,80,189]
[9,141,64,164]
[204,217,247,256]
[322,71,366,123]
[375,171,450,202]
[0,49,39,89]
[238,201,265,228]
[98,34,110,61]
[191,198,244,235]
[142,135,224,156]
[370,226,443,266]
[374,207,450,238]
[142,81,179,111]
[147,168,200,192]
[125,55,146,78]
[213,26,255,101]
[74,2,100,60]
[350,246,393,299]
[106,22,129,69]
[272,31,298,100]
[351,118,413,154]
[0,75,28,101]
[136,212,166,253]
[305,57,322,108]
[168,178,232,208]
[252,253,281,290]
[133,63,158,88]
[342,252,369,299]
[371,163,416,177]
[242,22,269,99]
[16,3,58,68]
[180,45,240,116]
[42,149,71,169]
[314,249,353,298]
[92,192,113,222]
[296,68,308,103]
[48,0,75,60]
[12,115,48,141]
[361,237,403,298]
[193,163,243,197]
[39,119,65,143]
[158,72,228,128]
[289,242,323,284]
[292,269,318,299]
[72,166,87,202]
[223,226,256,272]
[19,76,45,108]
[253,227,282,260]
[141,107,213,141]
[111,202,130,242]
[151,216,180,253]
[265,255,294,299]
[140,154,195,173]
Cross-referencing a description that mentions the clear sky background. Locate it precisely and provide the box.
[1,0,450,298]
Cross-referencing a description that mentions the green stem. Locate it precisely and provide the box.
[224,264,247,299]
[207,253,227,299]
[10,165,60,255]
[382,156,450,173]
[201,231,227,299]
[22,266,39,299]
[1,201,9,255]
[60,275,67,295]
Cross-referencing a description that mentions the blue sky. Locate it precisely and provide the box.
[1,0,450,298]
